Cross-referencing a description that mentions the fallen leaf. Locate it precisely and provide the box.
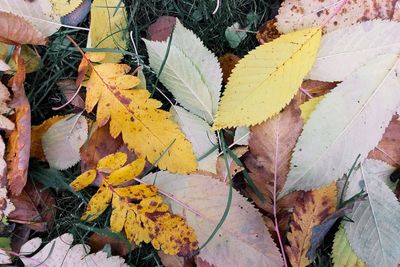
[30,115,65,161]
[157,252,185,267]
[19,233,129,266]
[0,82,14,131]
[299,96,324,122]
[216,146,248,182]
[218,53,240,84]
[225,22,247,48]
[42,114,88,170]
[276,0,399,33]
[332,226,367,267]
[9,181,55,232]
[0,44,40,74]
[0,60,9,71]
[0,187,15,222]
[233,126,250,146]
[50,0,83,16]
[88,233,130,256]
[256,19,281,44]
[285,183,337,267]
[88,0,127,63]
[142,171,284,267]
[61,0,91,26]
[84,63,197,173]
[57,80,85,109]
[213,27,321,129]
[147,16,176,41]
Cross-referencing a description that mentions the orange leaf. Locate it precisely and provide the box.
[0,12,47,45]
[285,183,337,267]
[256,19,281,44]
[218,53,240,84]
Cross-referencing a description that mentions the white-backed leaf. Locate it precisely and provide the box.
[20,233,128,267]
[1,0,61,37]
[344,159,400,267]
[233,126,250,146]
[144,19,222,123]
[142,172,283,267]
[308,20,400,82]
[281,54,400,195]
[42,115,88,170]
[171,106,218,173]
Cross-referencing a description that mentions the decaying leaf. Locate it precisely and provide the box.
[213,27,321,129]
[332,226,367,267]
[285,183,337,267]
[57,80,85,109]
[218,53,240,84]
[84,63,197,173]
[88,0,127,63]
[256,19,281,44]
[147,16,176,42]
[0,188,15,222]
[142,172,284,267]
[88,233,130,256]
[2,0,60,37]
[0,82,14,131]
[216,146,248,182]
[282,54,400,195]
[30,115,65,161]
[344,159,400,267]
[50,0,83,16]
[71,154,198,256]
[20,233,129,266]
[0,44,40,74]
[42,114,88,170]
[276,0,399,33]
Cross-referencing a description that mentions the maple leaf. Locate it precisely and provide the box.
[285,183,337,267]
[213,27,321,129]
[70,153,198,256]
[84,63,197,174]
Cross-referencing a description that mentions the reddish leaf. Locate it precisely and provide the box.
[0,12,47,45]
[218,53,240,84]
[6,48,31,195]
[147,16,176,42]
[88,233,131,256]
[11,225,31,253]
[9,181,55,232]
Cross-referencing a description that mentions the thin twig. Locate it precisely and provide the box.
[212,0,221,15]
[52,85,83,110]
[299,87,313,99]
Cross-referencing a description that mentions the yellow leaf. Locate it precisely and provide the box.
[70,170,97,191]
[86,52,106,62]
[114,184,158,200]
[285,183,337,267]
[82,182,112,221]
[30,115,66,160]
[213,27,321,129]
[50,0,82,16]
[332,226,367,267]
[85,63,197,174]
[299,96,324,122]
[96,152,127,173]
[107,157,145,186]
[110,195,128,232]
[0,44,40,74]
[89,0,127,63]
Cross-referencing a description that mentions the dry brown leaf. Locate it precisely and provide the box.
[276,0,399,33]
[256,19,281,44]
[9,181,55,231]
[285,183,337,267]
[300,80,337,98]
[56,79,85,109]
[0,11,46,45]
[157,251,193,267]
[218,53,240,83]
[6,50,31,196]
[368,114,400,166]
[216,146,248,182]
[88,233,131,256]
[147,16,176,42]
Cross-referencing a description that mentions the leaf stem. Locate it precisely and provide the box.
[321,0,350,28]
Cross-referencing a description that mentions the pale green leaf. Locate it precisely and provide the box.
[225,22,247,48]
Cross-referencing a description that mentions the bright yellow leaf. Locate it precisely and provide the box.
[107,157,145,186]
[70,169,97,191]
[299,96,324,122]
[50,0,82,16]
[213,27,321,129]
[86,52,107,62]
[96,152,127,173]
[30,115,66,160]
[82,182,113,221]
[88,0,127,63]
[114,184,158,200]
[85,63,197,174]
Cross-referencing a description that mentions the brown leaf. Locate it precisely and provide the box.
[157,251,186,267]
[195,257,215,267]
[285,183,337,267]
[300,80,337,98]
[147,16,176,42]
[88,233,131,256]
[368,114,400,166]
[6,48,31,195]
[56,79,85,109]
[0,12,47,45]
[256,19,281,44]
[216,146,248,182]
[9,181,55,232]
[11,224,30,253]
[218,53,240,84]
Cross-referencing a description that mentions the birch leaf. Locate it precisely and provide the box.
[276,0,398,33]
[84,63,196,174]
[308,20,400,82]
[144,19,222,123]
[42,115,88,170]
[20,233,129,267]
[332,226,367,267]
[2,0,61,37]
[88,0,127,63]
[171,106,217,173]
[281,54,400,195]
[344,159,400,267]
[213,27,321,129]
[142,172,284,267]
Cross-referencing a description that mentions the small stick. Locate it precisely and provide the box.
[212,0,221,15]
